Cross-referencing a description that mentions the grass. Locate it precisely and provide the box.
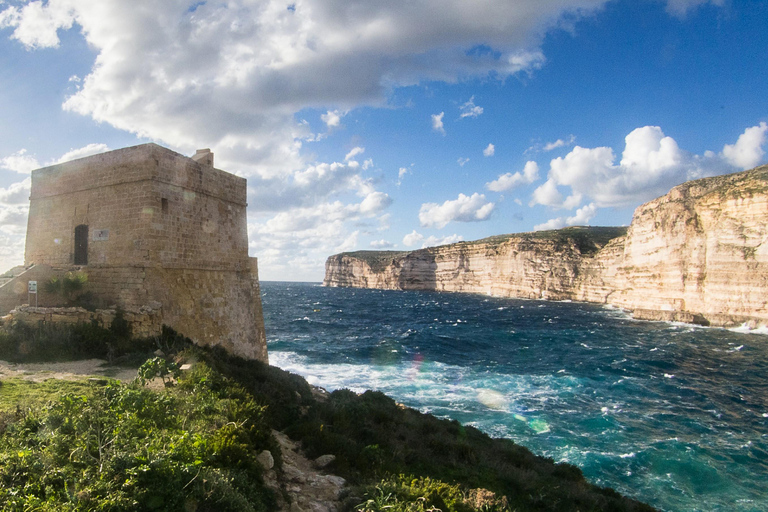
[0,322,658,512]
[0,379,94,414]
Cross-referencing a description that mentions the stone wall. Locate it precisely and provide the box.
[19,144,267,362]
[0,265,67,314]
[25,144,249,271]
[1,303,163,339]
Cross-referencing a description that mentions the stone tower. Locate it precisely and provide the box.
[23,143,267,362]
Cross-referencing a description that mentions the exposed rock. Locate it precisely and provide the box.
[314,454,336,468]
[263,430,347,512]
[324,165,768,328]
[257,449,274,470]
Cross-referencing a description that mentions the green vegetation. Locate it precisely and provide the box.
[44,272,97,309]
[0,321,186,364]
[0,360,277,511]
[338,250,411,273]
[338,226,628,267]
[515,226,628,255]
[0,322,657,511]
[0,379,94,415]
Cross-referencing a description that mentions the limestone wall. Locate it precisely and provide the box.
[0,265,69,314]
[324,166,768,329]
[25,143,249,271]
[1,304,163,339]
[19,143,268,362]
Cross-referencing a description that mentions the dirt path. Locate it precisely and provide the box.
[0,359,138,382]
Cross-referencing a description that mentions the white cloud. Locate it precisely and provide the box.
[543,135,576,152]
[0,0,74,49]
[0,178,31,205]
[0,149,40,174]
[250,149,391,213]
[397,166,411,186]
[459,96,483,119]
[530,124,768,210]
[403,230,425,247]
[486,161,539,192]
[665,0,725,17]
[249,192,391,280]
[344,146,365,162]
[370,239,395,249]
[1,143,111,174]
[432,112,446,135]
[56,143,110,164]
[0,1,726,181]
[0,143,115,271]
[359,191,392,214]
[402,230,463,248]
[533,217,564,231]
[721,122,768,170]
[322,110,344,129]
[457,157,470,167]
[533,202,597,231]
[0,233,25,273]
[423,234,464,248]
[419,193,495,229]
[0,205,28,235]
[568,202,598,225]
[483,144,495,157]
[1,0,587,179]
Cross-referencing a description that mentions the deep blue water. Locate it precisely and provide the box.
[261,282,768,512]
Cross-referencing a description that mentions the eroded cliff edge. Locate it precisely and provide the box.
[324,165,768,328]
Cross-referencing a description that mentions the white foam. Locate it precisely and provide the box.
[729,323,768,335]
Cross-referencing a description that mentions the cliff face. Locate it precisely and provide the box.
[324,165,768,328]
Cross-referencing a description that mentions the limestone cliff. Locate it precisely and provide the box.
[324,165,768,328]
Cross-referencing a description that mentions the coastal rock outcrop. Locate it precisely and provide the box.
[324,165,768,328]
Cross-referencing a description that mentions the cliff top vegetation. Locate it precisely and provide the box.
[336,226,628,268]
[512,226,628,255]
[670,164,768,200]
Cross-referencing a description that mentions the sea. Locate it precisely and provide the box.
[261,281,768,512]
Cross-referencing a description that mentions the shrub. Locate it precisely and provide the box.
[43,272,93,308]
[0,361,277,511]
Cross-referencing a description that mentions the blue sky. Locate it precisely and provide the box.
[1,0,766,281]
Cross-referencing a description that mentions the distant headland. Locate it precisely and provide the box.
[324,165,768,329]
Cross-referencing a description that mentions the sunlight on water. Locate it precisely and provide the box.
[263,282,768,512]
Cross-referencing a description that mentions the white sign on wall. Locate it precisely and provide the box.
[92,229,109,241]
[28,281,37,293]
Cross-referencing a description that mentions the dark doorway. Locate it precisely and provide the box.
[74,224,88,265]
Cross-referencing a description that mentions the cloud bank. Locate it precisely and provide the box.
[419,193,495,229]
[531,123,768,211]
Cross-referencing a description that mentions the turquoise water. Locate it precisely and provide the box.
[262,282,768,512]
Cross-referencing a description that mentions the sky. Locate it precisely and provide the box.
[0,0,767,281]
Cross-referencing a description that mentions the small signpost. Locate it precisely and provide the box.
[28,280,38,308]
